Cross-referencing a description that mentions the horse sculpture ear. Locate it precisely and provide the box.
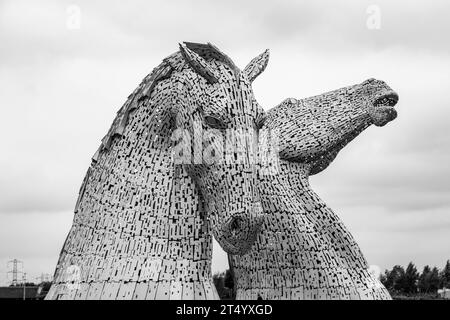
[243,49,270,82]
[179,43,219,84]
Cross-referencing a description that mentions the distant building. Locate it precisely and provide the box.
[438,288,450,299]
[0,286,39,300]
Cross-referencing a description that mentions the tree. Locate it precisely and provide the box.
[213,272,226,298]
[428,267,440,292]
[382,262,449,297]
[40,281,52,292]
[224,269,234,289]
[224,268,235,300]
[439,260,450,289]
[213,271,233,300]
[418,265,431,293]
[379,272,387,286]
[9,282,36,287]
[383,265,405,293]
[402,262,419,293]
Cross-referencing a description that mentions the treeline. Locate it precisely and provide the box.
[380,260,450,295]
[212,269,234,300]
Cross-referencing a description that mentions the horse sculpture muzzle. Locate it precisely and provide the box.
[368,92,399,126]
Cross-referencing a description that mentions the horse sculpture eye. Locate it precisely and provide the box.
[204,115,226,129]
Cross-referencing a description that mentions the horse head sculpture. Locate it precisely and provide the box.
[268,78,398,175]
[46,43,269,300]
[229,78,399,300]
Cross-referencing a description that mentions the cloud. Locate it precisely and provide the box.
[3,0,449,68]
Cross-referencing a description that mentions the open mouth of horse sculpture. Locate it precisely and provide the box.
[369,92,399,126]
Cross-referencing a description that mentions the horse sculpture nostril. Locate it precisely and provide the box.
[230,217,241,232]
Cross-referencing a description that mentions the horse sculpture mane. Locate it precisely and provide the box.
[97,42,236,156]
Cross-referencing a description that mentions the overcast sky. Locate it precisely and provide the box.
[1,0,449,285]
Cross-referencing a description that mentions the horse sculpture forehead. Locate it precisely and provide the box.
[202,68,258,118]
[175,58,261,126]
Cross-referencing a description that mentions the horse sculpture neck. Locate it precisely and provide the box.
[46,56,219,300]
[230,160,391,300]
